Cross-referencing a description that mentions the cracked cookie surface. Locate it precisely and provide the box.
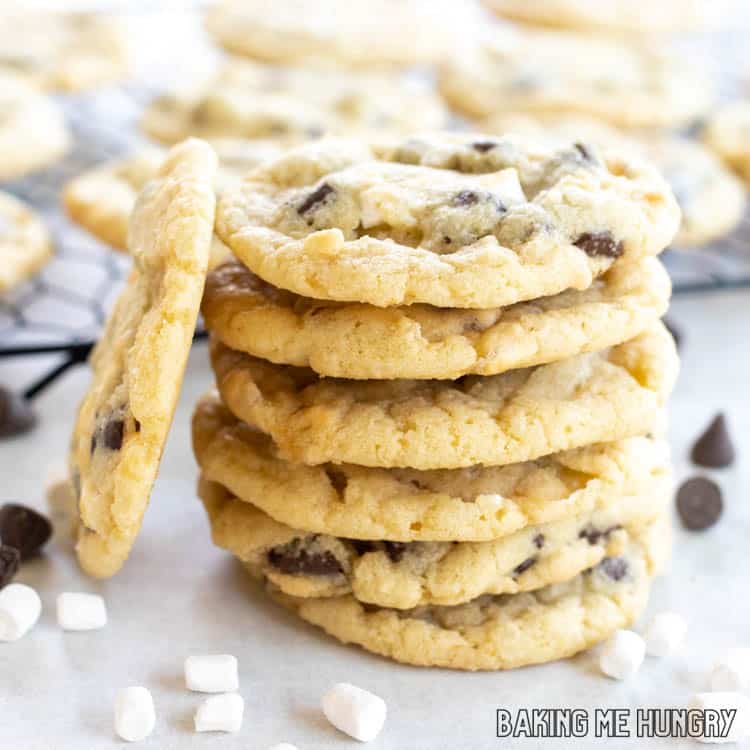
[216,134,679,308]
[69,139,217,578]
[202,257,670,379]
[210,323,678,469]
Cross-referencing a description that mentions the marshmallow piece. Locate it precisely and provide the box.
[0,583,42,642]
[644,611,688,657]
[194,693,244,733]
[267,745,299,750]
[185,654,238,693]
[688,692,750,744]
[322,682,387,742]
[114,686,155,742]
[57,592,107,631]
[599,629,646,680]
[710,648,750,692]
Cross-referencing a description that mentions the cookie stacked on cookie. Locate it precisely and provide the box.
[193,133,680,670]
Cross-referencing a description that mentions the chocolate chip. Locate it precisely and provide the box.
[579,524,622,546]
[691,413,735,469]
[574,142,594,162]
[533,533,545,549]
[0,545,20,588]
[102,419,124,451]
[297,182,334,215]
[663,316,683,351]
[0,387,37,439]
[0,503,52,561]
[134,419,141,433]
[90,434,97,454]
[472,141,497,153]
[383,541,408,563]
[267,538,343,576]
[453,190,480,207]
[349,540,376,556]
[325,468,348,494]
[676,477,723,531]
[513,556,537,576]
[599,556,628,581]
[574,231,623,259]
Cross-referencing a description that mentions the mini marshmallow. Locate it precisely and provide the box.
[688,692,750,744]
[114,686,155,742]
[644,611,688,657]
[185,654,238,693]
[322,682,387,742]
[56,592,107,631]
[194,693,244,733]
[599,629,646,680]
[710,648,750,692]
[0,583,42,642]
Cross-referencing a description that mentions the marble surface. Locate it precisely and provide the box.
[1,288,749,749]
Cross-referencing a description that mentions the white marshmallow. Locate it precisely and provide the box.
[194,693,244,733]
[599,629,646,680]
[688,692,750,744]
[322,682,387,742]
[0,583,42,641]
[710,648,750,692]
[114,686,155,742]
[644,611,688,657]
[267,745,299,750]
[185,654,238,693]
[56,592,107,631]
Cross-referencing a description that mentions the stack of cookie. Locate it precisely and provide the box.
[192,133,680,670]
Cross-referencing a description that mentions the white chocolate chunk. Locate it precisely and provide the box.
[688,692,750,744]
[644,611,687,657]
[114,686,155,743]
[57,592,107,631]
[710,648,750,692]
[194,693,244,733]
[0,583,42,641]
[322,682,387,742]
[599,629,645,680]
[185,654,239,693]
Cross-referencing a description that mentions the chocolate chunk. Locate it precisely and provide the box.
[676,477,723,531]
[325,468,348,494]
[691,413,735,469]
[0,545,20,588]
[663,316,683,351]
[267,538,343,576]
[0,503,53,561]
[574,142,594,162]
[0,387,37,439]
[574,231,623,259]
[513,556,537,576]
[349,540,376,556]
[102,419,125,451]
[297,182,334,215]
[579,524,622,546]
[599,556,628,581]
[472,141,497,153]
[533,533,545,549]
[453,190,480,207]
[383,541,408,563]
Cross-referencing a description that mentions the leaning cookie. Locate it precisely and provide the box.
[193,392,670,543]
[703,101,750,184]
[438,27,710,129]
[210,323,678,470]
[200,472,671,609]
[0,74,70,180]
[215,134,679,309]
[0,191,53,292]
[267,514,670,670]
[69,139,217,578]
[202,257,670,379]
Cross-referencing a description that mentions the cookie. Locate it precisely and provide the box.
[205,0,469,69]
[0,74,70,180]
[0,191,53,292]
[193,391,670,542]
[215,134,679,308]
[0,11,127,91]
[69,139,217,578]
[484,113,746,247]
[202,257,670,379]
[268,514,671,670]
[481,0,724,34]
[438,27,710,129]
[63,140,282,252]
[142,60,447,146]
[703,101,750,184]
[200,470,671,609]
[210,322,678,470]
